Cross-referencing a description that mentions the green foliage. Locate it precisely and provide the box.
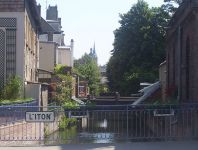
[53,73,73,105]
[52,65,74,105]
[164,0,182,4]
[0,98,33,106]
[1,76,22,100]
[63,101,80,109]
[85,100,96,107]
[74,53,101,95]
[59,115,77,130]
[107,0,171,96]
[162,0,180,14]
[55,64,71,74]
[99,84,109,94]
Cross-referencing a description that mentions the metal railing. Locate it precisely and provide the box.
[0,104,198,144]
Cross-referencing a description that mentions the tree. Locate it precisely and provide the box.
[52,65,73,105]
[164,0,182,4]
[107,0,171,96]
[162,0,181,14]
[74,53,100,95]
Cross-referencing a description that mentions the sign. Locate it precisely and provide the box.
[26,112,55,122]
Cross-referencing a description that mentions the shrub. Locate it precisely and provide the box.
[1,76,22,100]
[59,115,77,130]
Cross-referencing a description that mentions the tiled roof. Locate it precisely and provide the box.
[40,17,57,34]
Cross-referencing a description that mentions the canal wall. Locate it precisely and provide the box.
[0,120,44,146]
[44,112,64,137]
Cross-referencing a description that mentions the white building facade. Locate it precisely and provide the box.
[0,0,40,97]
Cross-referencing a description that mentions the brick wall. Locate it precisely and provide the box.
[166,2,198,102]
[0,0,24,12]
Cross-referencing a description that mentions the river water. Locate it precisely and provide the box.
[45,111,130,144]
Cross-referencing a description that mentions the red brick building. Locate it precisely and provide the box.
[166,0,198,102]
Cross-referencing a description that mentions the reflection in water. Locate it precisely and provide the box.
[45,112,128,144]
[98,119,108,129]
[78,132,114,143]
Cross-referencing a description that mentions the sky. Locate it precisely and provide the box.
[37,0,165,66]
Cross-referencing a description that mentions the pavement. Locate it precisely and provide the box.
[1,141,198,150]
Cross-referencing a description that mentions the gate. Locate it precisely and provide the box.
[0,104,198,145]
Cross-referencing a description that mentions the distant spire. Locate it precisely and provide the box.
[93,42,96,54]
[90,48,93,54]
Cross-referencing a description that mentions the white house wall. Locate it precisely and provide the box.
[57,48,72,67]
[39,34,48,42]
[39,42,56,72]
[53,34,63,45]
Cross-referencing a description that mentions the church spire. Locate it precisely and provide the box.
[88,42,98,64]
[93,42,96,54]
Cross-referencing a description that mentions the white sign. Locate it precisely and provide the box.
[26,112,55,122]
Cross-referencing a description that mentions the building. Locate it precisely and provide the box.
[0,0,41,97]
[78,81,89,98]
[99,65,108,84]
[159,61,166,102]
[89,43,98,64]
[38,41,57,83]
[57,40,74,67]
[38,5,76,100]
[40,5,64,46]
[166,0,198,102]
[39,5,74,67]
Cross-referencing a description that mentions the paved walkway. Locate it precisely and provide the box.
[1,141,198,150]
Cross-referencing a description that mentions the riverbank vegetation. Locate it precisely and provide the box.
[51,65,80,108]
[58,115,77,130]
[74,54,101,96]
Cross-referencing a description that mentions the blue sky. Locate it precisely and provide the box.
[37,0,165,65]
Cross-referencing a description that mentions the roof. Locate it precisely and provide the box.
[40,17,61,34]
[26,0,41,32]
[46,20,60,23]
[159,61,166,67]
[132,81,160,106]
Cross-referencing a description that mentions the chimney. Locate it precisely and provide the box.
[37,4,41,16]
[58,18,61,26]
[70,39,74,67]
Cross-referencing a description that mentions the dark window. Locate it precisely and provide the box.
[6,29,16,78]
[48,33,53,41]
[0,29,5,90]
[31,69,33,81]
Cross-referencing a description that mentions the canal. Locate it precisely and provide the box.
[45,105,190,145]
[45,111,131,144]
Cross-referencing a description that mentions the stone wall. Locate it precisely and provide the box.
[44,112,64,137]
